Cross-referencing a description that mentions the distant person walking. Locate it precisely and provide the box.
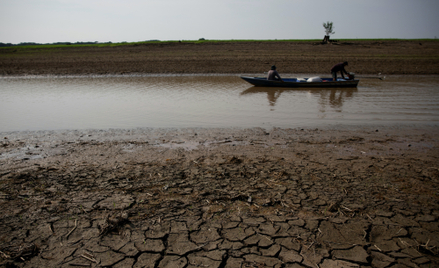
[331,61,349,81]
[267,65,283,82]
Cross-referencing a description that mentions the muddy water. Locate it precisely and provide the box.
[1,75,438,132]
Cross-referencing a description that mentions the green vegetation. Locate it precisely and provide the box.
[323,21,335,37]
[1,38,438,50]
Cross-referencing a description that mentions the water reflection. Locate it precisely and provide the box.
[1,75,438,131]
[240,87,357,112]
[315,88,356,113]
[240,87,285,107]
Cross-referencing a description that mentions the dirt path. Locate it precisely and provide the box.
[1,40,439,76]
[1,126,438,267]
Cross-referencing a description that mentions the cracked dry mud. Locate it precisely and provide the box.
[0,127,438,268]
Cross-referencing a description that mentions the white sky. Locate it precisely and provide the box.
[1,0,439,44]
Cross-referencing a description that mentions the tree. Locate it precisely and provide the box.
[322,21,335,43]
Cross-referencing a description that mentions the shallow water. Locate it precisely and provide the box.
[1,74,438,132]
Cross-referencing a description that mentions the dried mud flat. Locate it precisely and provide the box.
[0,126,438,268]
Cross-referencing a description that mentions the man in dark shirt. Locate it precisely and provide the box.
[267,65,283,82]
[331,61,349,81]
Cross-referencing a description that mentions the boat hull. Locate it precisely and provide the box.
[241,77,359,88]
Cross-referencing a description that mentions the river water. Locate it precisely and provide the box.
[1,74,438,132]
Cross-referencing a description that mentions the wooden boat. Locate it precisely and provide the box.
[240,76,359,88]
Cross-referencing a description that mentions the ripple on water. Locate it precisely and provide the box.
[0,75,438,132]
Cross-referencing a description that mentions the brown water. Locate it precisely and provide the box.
[1,74,438,132]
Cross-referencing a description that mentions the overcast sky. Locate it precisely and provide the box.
[1,0,438,44]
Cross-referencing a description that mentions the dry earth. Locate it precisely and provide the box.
[1,127,438,268]
[1,40,439,267]
[1,40,439,76]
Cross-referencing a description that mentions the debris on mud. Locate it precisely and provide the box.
[0,127,438,267]
[99,212,129,237]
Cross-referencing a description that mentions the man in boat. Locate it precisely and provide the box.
[331,61,349,81]
[267,65,283,82]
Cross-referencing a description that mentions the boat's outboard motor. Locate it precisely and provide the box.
[347,72,355,80]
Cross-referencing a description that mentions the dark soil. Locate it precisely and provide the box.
[1,127,438,267]
[1,40,439,76]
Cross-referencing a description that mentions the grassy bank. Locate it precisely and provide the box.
[2,38,438,50]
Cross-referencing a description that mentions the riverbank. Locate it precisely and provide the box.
[1,39,439,267]
[1,126,438,267]
[1,40,439,76]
